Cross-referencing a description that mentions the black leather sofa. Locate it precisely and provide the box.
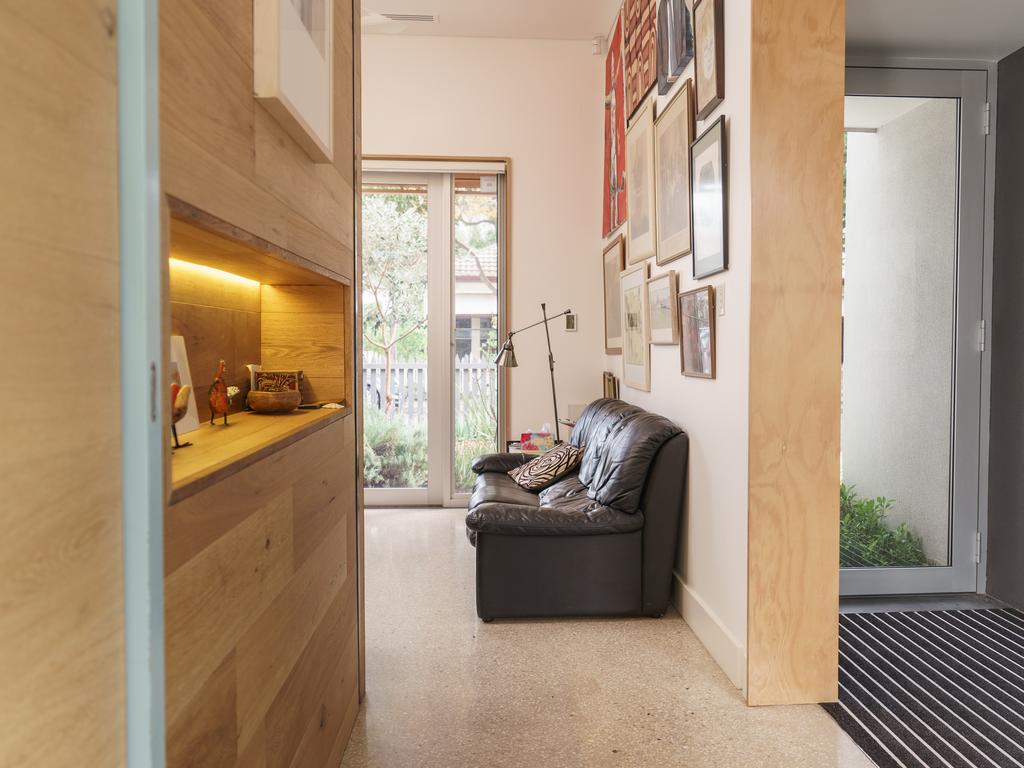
[465,399,688,621]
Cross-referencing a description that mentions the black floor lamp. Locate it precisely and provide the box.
[494,303,572,443]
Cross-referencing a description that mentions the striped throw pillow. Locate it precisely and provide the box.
[508,443,584,491]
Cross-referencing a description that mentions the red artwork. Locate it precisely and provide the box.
[604,13,628,238]
[624,0,658,119]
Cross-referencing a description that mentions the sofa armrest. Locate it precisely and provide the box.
[471,452,532,475]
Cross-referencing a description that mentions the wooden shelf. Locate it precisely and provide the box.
[170,407,351,504]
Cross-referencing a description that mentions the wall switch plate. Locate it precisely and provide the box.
[565,313,578,331]
[716,284,726,316]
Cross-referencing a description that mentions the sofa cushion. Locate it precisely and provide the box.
[469,472,541,510]
[585,412,682,514]
[571,399,644,486]
[465,495,644,538]
[508,443,584,490]
[472,452,531,475]
[537,473,589,506]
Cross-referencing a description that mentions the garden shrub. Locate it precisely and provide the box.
[839,483,929,567]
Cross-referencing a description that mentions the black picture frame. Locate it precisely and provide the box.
[656,0,694,96]
[689,115,728,279]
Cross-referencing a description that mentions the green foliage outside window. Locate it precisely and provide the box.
[839,483,929,568]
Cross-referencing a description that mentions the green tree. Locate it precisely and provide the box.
[362,192,428,414]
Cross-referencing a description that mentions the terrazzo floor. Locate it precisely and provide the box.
[340,507,876,768]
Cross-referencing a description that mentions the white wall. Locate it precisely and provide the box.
[843,101,958,563]
[361,35,607,435]
[605,2,752,688]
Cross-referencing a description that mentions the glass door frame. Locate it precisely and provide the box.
[841,67,987,596]
[362,163,507,508]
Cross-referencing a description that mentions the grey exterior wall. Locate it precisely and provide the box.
[842,100,958,564]
[988,46,1024,609]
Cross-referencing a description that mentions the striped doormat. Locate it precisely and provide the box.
[824,609,1024,768]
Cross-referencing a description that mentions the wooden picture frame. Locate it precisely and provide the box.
[254,0,334,163]
[690,115,728,279]
[620,262,651,391]
[647,271,679,344]
[693,0,724,120]
[678,285,716,378]
[654,79,695,265]
[603,235,627,353]
[626,101,658,264]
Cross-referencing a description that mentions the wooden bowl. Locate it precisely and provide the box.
[247,389,302,414]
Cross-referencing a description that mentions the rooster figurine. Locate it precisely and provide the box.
[170,369,192,449]
[208,360,230,426]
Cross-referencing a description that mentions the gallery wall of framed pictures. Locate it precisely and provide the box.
[601,0,726,391]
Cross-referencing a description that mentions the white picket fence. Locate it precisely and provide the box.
[363,356,496,425]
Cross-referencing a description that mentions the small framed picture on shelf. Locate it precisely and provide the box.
[690,115,728,279]
[693,0,724,119]
[255,370,302,392]
[626,101,658,264]
[678,285,716,378]
[647,270,679,345]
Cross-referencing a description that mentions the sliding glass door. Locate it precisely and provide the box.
[840,68,986,595]
[452,174,500,494]
[362,164,505,506]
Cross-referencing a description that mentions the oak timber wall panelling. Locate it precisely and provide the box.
[170,259,262,423]
[161,0,361,763]
[0,2,125,766]
[746,0,845,705]
[161,0,356,281]
[261,284,349,405]
[352,0,367,700]
[164,418,359,766]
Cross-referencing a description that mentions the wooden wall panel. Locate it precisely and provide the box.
[170,257,263,422]
[746,0,845,705]
[161,0,361,762]
[0,3,125,766]
[261,284,349,405]
[352,0,367,702]
[161,0,356,279]
[165,418,357,768]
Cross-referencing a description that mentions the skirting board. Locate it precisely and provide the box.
[672,572,746,692]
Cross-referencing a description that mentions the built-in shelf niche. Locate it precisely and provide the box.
[168,207,353,501]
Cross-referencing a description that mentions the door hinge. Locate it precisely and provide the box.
[979,319,987,352]
[983,102,991,136]
[974,531,982,564]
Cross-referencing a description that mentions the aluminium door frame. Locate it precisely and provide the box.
[362,169,505,508]
[841,66,988,596]
[361,171,443,508]
[119,0,167,764]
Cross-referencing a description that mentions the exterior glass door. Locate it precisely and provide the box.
[362,167,505,506]
[840,68,987,595]
[362,178,431,502]
[451,174,500,495]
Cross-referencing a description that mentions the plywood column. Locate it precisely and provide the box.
[746,0,845,705]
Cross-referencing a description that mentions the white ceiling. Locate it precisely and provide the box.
[362,0,621,41]
[847,0,1024,61]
